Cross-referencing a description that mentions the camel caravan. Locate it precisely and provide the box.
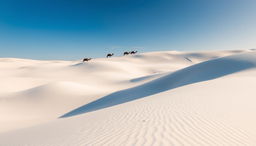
[123,51,138,56]
[82,50,138,62]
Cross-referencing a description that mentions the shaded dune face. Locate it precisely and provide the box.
[61,53,256,118]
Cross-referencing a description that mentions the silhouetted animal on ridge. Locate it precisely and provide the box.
[123,52,130,56]
[83,58,92,62]
[130,51,138,54]
[106,53,114,58]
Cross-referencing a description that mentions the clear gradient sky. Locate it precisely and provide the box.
[0,0,256,59]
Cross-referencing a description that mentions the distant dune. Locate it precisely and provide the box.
[1,49,256,145]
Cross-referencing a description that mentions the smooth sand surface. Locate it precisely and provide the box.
[1,49,256,145]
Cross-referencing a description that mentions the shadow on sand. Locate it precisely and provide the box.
[61,54,256,118]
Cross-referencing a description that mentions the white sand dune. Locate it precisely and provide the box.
[0,49,256,145]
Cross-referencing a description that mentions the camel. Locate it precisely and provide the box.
[130,51,138,54]
[83,58,92,62]
[106,53,114,58]
[123,52,130,56]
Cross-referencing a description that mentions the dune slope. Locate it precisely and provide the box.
[62,52,256,117]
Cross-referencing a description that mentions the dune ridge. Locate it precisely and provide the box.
[61,52,256,117]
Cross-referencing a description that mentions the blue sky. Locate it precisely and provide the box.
[0,0,256,59]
